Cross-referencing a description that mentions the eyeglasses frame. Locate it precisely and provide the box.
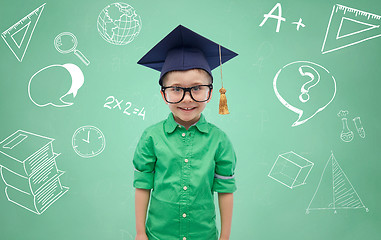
[161,84,213,104]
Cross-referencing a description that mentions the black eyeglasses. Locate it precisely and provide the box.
[161,84,213,104]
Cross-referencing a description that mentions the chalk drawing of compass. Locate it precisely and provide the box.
[72,126,105,158]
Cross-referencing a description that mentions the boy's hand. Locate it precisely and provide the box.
[135,233,148,240]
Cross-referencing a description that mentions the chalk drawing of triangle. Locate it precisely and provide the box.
[321,4,381,54]
[337,17,379,39]
[11,22,31,49]
[306,152,368,213]
[331,154,366,210]
[1,3,45,62]
[306,153,334,211]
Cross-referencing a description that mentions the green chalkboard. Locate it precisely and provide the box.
[1,0,380,239]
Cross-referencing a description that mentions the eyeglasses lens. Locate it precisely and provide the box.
[164,86,211,103]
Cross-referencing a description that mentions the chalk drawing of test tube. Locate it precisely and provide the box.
[353,117,365,138]
[54,32,90,66]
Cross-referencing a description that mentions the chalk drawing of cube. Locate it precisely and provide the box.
[268,151,314,189]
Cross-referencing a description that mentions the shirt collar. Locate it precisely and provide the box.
[164,113,209,134]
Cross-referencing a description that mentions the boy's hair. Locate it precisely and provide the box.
[160,68,213,86]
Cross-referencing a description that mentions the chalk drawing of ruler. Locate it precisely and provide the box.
[322,4,381,54]
[1,3,46,62]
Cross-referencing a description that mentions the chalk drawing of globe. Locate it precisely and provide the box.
[97,2,142,45]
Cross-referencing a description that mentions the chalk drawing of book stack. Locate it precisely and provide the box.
[0,130,68,215]
[306,152,368,214]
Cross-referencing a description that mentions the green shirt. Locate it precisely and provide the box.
[133,113,237,240]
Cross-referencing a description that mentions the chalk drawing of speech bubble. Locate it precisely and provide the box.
[28,63,84,107]
[273,61,336,127]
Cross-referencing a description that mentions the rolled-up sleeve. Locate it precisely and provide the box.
[133,130,156,189]
[212,133,237,193]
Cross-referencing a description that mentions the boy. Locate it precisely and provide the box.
[133,25,238,240]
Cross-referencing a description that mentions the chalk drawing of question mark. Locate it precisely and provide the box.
[298,65,320,103]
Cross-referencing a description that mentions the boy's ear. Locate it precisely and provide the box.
[160,90,169,104]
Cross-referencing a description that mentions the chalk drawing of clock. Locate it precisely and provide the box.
[72,126,105,158]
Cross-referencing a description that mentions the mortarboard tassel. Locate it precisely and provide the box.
[219,87,229,114]
[218,45,229,115]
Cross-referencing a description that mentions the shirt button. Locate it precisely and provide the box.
[182,213,187,218]
[183,186,187,191]
[181,133,186,137]
[184,159,188,163]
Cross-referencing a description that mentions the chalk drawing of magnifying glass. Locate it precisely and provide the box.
[54,32,90,66]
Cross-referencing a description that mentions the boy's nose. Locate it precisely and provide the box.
[182,91,193,102]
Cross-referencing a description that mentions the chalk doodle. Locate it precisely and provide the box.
[104,96,146,120]
[306,152,368,214]
[120,229,134,240]
[72,126,106,158]
[337,110,365,142]
[259,3,306,32]
[337,110,349,117]
[252,42,274,73]
[28,63,84,107]
[268,151,314,189]
[1,3,46,62]
[340,118,354,142]
[298,65,320,103]
[97,2,142,45]
[273,61,336,127]
[292,18,306,31]
[322,4,381,54]
[0,130,68,214]
[54,32,90,66]
[259,3,285,32]
[353,117,365,138]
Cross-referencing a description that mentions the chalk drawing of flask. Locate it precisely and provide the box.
[340,118,354,142]
[353,117,365,138]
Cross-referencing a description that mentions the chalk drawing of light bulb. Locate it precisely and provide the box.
[28,63,84,107]
[273,61,336,127]
[340,118,354,142]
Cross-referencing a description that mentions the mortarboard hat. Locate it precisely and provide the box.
[137,25,238,114]
[137,25,238,83]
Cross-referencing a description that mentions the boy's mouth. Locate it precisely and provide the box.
[178,107,196,112]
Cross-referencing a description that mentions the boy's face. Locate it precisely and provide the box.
[161,69,212,128]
